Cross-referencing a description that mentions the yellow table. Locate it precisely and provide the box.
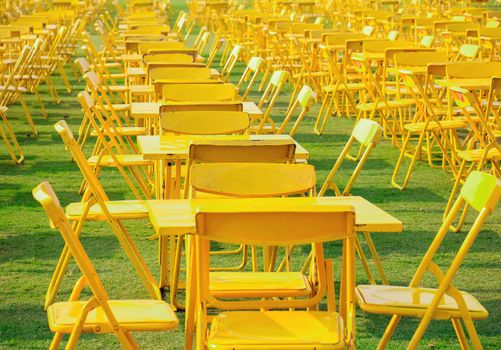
[148,196,403,306]
[148,196,403,236]
[138,134,309,199]
[147,197,403,304]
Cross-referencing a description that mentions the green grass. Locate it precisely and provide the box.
[0,2,500,349]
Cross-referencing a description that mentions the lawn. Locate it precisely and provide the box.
[0,1,500,349]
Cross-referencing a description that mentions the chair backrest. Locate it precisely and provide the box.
[194,200,355,312]
[160,111,250,135]
[190,163,315,197]
[137,41,186,55]
[419,35,435,48]
[455,43,479,60]
[149,66,212,82]
[394,50,448,67]
[162,83,236,102]
[362,25,374,37]
[446,61,501,78]
[189,140,296,164]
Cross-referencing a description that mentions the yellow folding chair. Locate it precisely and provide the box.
[442,79,501,232]
[191,205,356,350]
[318,119,389,284]
[159,139,297,307]
[277,85,315,137]
[391,69,467,190]
[33,181,177,350]
[254,70,289,133]
[314,45,365,135]
[236,56,265,100]
[357,171,500,349]
[220,44,242,82]
[78,91,154,200]
[50,120,160,306]
[319,119,383,196]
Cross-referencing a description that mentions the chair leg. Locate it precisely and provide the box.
[57,61,73,93]
[376,315,402,350]
[363,232,389,285]
[391,131,424,191]
[451,318,470,350]
[18,94,37,136]
[34,88,48,119]
[355,235,376,285]
[49,332,64,350]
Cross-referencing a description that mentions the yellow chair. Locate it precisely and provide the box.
[442,80,501,232]
[357,171,500,349]
[160,140,297,308]
[51,120,160,307]
[220,44,242,82]
[319,119,383,196]
[318,119,389,285]
[255,70,289,133]
[190,204,356,350]
[78,91,154,200]
[33,181,178,350]
[314,45,365,135]
[391,69,467,191]
[277,85,315,137]
[236,56,265,101]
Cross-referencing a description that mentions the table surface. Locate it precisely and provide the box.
[131,101,262,118]
[138,134,309,160]
[147,196,403,236]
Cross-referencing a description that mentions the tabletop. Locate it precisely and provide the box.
[138,134,309,160]
[147,196,404,236]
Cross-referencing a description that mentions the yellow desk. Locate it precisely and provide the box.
[147,196,403,236]
[148,196,402,308]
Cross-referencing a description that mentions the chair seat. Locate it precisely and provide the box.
[404,120,467,132]
[356,99,415,111]
[457,148,501,162]
[66,200,149,221]
[210,272,311,298]
[208,311,344,349]
[88,154,151,167]
[47,300,178,333]
[356,285,488,319]
[0,105,7,113]
[90,126,147,137]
